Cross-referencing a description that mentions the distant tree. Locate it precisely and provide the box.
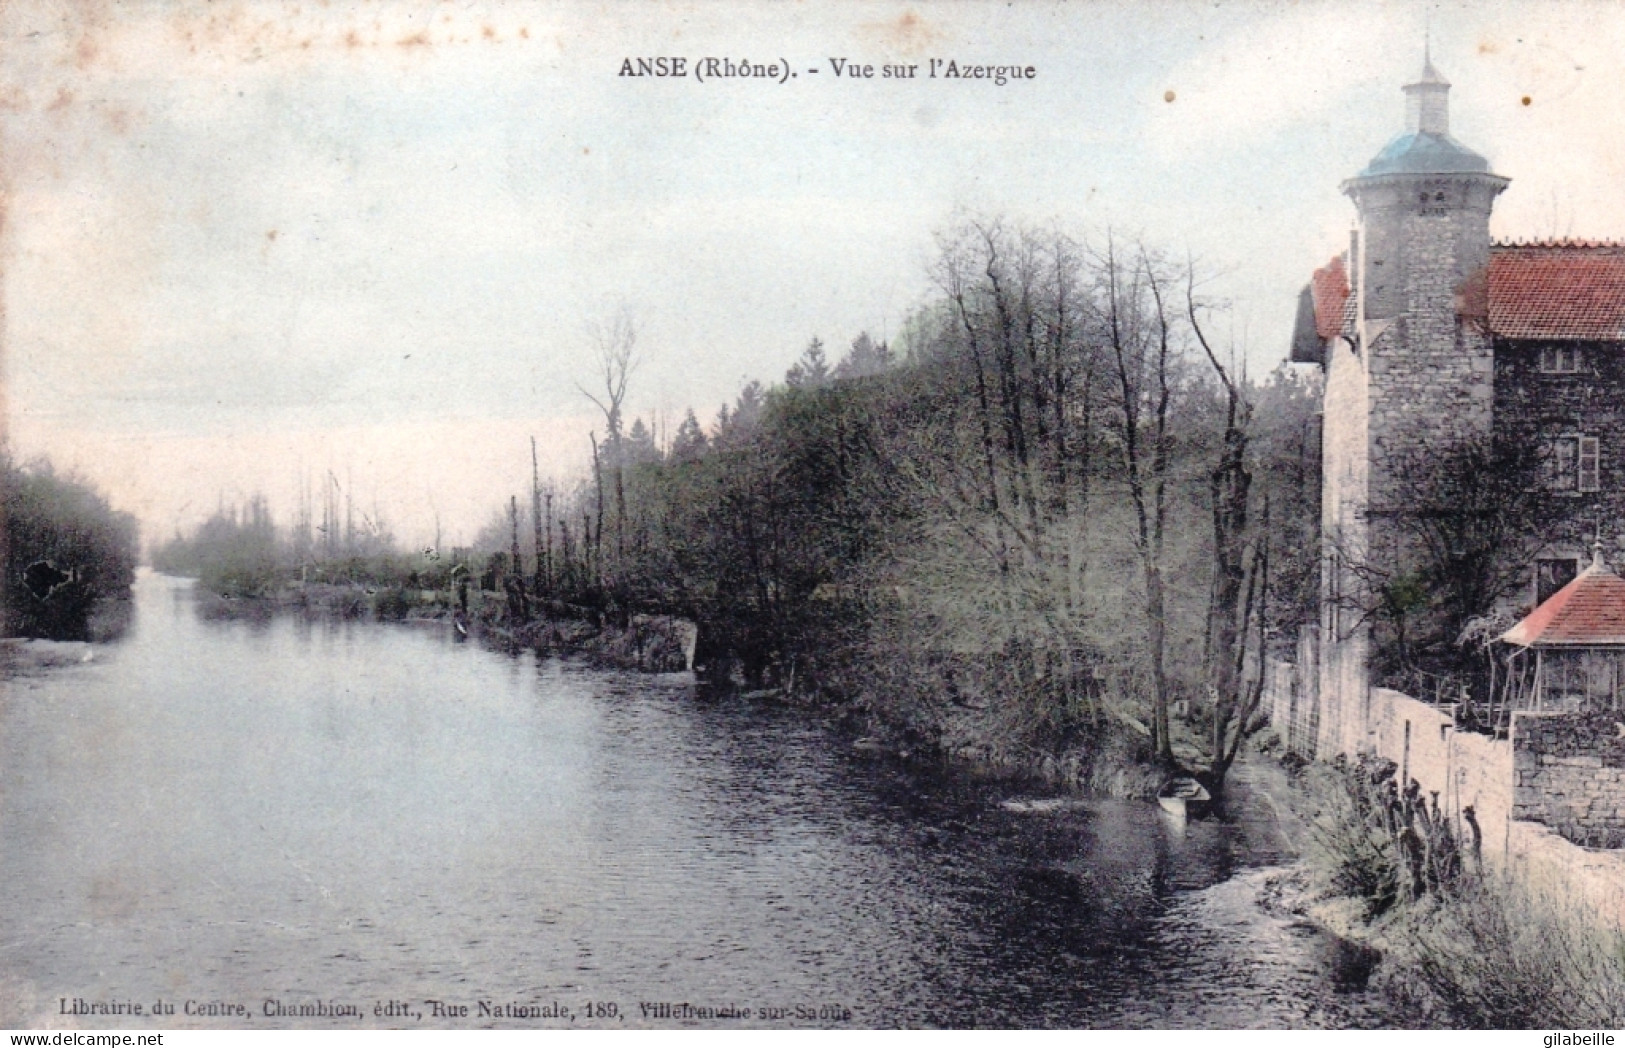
[785,338,831,388]
[721,380,766,440]
[671,409,709,461]
[834,331,892,380]
[625,417,661,465]
[579,305,642,571]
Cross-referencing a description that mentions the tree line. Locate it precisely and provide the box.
[151,473,411,595]
[487,219,1322,792]
[1,454,139,640]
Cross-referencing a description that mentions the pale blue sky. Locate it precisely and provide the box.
[4,0,1623,546]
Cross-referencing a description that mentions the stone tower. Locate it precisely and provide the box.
[1319,54,1510,755]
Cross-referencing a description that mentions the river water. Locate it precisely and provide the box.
[0,572,1393,1029]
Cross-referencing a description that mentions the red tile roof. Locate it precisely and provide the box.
[1311,255,1349,340]
[1488,242,1625,341]
[1502,558,1625,647]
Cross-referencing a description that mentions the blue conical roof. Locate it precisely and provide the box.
[1355,49,1492,178]
[1358,131,1491,176]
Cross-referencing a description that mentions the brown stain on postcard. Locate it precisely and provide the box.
[858,9,946,57]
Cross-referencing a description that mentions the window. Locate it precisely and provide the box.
[1548,437,1578,490]
[1539,345,1583,373]
[1536,557,1579,605]
[1543,435,1601,492]
[1542,651,1587,711]
[1580,436,1601,491]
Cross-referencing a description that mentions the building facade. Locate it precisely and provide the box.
[1291,55,1625,756]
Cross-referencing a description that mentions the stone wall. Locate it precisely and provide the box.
[1263,631,1321,758]
[1366,240,1496,517]
[1260,669,1519,855]
[1369,688,1514,856]
[1506,818,1625,930]
[1512,709,1625,848]
[1357,175,1501,517]
[1319,298,1371,760]
[1264,656,1294,745]
[1262,672,1625,925]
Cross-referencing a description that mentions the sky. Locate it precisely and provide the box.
[4,0,1625,550]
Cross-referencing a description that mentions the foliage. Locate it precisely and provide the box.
[153,496,280,596]
[1390,874,1625,1028]
[1249,365,1323,631]
[1358,438,1579,692]
[1304,753,1625,1027]
[1304,755,1464,920]
[1,455,139,639]
[152,493,451,600]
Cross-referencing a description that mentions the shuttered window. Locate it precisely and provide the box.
[1544,435,1603,493]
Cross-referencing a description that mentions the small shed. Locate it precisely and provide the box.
[1500,550,1625,712]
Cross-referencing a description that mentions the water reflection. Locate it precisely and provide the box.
[0,573,1391,1029]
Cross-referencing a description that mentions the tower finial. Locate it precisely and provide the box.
[1419,18,1445,84]
[1405,32,1451,133]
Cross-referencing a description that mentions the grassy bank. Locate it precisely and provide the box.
[1266,744,1625,1028]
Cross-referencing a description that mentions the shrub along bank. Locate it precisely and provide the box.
[1,456,138,641]
[1292,753,1625,1028]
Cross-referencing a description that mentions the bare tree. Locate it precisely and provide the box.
[508,494,530,621]
[579,305,642,572]
[531,436,548,600]
[1098,236,1179,766]
[1187,270,1270,790]
[879,218,1119,741]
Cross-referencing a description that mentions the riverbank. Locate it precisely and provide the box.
[1234,740,1625,1028]
[0,637,98,679]
[1223,747,1452,1018]
[179,574,1177,800]
[0,597,131,678]
[187,580,700,674]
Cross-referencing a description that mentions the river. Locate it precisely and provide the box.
[0,571,1394,1029]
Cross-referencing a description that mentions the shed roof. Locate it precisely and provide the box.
[1488,242,1625,341]
[1501,556,1625,647]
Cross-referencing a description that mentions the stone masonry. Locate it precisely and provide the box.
[1512,709,1625,848]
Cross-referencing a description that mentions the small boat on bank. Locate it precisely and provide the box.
[1000,797,1090,815]
[1156,777,1211,819]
